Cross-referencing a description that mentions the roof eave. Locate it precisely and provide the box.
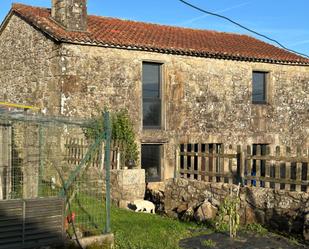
[11,9,61,43]
[58,39,309,66]
[0,9,14,37]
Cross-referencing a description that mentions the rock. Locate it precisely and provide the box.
[166,210,178,219]
[202,190,212,199]
[178,178,188,187]
[177,203,188,213]
[245,187,275,209]
[145,186,165,213]
[277,196,293,209]
[188,185,196,194]
[244,205,258,224]
[181,192,190,202]
[288,191,302,200]
[118,200,130,209]
[209,197,220,208]
[303,212,309,241]
[182,207,194,221]
[239,193,246,202]
[193,181,206,190]
[194,201,217,222]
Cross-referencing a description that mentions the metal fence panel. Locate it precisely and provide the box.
[0,197,64,249]
[0,110,111,247]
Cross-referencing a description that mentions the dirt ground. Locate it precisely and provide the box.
[179,231,309,249]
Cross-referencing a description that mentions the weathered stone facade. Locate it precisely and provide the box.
[0,14,62,114]
[58,44,309,179]
[0,13,309,181]
[109,169,145,203]
[156,178,309,240]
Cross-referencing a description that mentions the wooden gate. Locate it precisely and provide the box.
[0,197,65,249]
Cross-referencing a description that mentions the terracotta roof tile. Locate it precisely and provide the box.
[9,3,309,65]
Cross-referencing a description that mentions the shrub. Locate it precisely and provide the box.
[84,109,139,166]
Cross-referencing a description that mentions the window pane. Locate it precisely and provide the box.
[143,99,161,127]
[142,62,162,128]
[141,145,161,182]
[252,72,266,103]
[142,63,160,98]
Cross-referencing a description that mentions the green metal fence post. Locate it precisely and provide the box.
[104,112,111,234]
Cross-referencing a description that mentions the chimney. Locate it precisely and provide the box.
[51,0,87,32]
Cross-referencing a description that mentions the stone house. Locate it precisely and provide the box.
[0,0,308,182]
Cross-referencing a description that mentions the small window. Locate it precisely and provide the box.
[142,62,162,129]
[141,144,162,182]
[252,71,267,104]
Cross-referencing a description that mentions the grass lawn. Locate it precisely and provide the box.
[50,192,307,249]
[67,194,204,249]
[111,207,201,249]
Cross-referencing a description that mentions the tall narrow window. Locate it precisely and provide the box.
[252,71,267,104]
[142,62,162,129]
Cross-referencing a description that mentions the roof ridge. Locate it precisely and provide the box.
[89,14,250,38]
[12,3,248,37]
[12,2,50,10]
[6,3,309,65]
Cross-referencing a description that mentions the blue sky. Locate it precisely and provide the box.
[1,0,308,57]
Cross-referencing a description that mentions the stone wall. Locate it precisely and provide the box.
[59,43,309,179]
[82,168,146,206]
[0,15,73,197]
[0,14,62,114]
[109,169,145,203]
[157,178,309,240]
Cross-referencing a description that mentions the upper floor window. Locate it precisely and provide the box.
[142,62,162,129]
[252,71,267,104]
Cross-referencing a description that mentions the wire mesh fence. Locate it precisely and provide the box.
[0,108,111,243]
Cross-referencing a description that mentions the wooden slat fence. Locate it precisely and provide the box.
[65,138,124,169]
[244,145,309,192]
[177,144,239,184]
[0,197,64,249]
[177,143,309,192]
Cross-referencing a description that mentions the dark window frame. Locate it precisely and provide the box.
[142,62,163,129]
[252,71,268,104]
[141,144,162,182]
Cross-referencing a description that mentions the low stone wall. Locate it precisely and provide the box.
[110,169,145,203]
[76,168,145,206]
[149,178,309,240]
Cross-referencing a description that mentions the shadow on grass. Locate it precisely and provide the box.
[179,230,307,249]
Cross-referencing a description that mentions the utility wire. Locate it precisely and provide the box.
[179,0,309,59]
